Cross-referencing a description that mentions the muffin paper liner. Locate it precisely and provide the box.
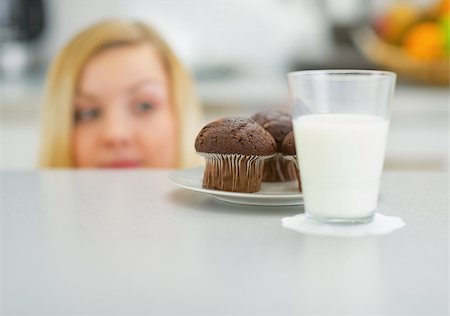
[263,153,298,182]
[283,154,302,192]
[199,153,274,193]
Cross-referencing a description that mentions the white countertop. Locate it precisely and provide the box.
[1,170,447,315]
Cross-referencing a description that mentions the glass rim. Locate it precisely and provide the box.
[287,69,396,78]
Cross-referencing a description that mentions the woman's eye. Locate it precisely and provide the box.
[134,102,154,113]
[74,108,101,123]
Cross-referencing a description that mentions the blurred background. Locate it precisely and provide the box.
[0,0,449,170]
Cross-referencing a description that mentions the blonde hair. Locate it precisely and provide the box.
[39,19,203,168]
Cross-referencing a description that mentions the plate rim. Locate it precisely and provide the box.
[169,167,303,200]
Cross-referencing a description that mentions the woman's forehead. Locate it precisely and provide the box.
[78,44,168,96]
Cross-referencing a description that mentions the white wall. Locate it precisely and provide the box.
[39,0,330,74]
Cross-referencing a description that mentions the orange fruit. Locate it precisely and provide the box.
[402,22,446,60]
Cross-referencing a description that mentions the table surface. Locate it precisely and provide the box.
[1,170,448,316]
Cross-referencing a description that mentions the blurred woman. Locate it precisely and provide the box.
[39,19,202,168]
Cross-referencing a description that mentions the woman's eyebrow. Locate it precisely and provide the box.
[75,91,98,101]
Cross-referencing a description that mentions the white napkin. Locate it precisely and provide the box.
[281,213,405,238]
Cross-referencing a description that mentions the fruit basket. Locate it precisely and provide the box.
[354,0,449,86]
[354,28,449,86]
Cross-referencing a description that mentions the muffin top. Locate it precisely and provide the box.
[195,117,276,155]
[281,131,296,156]
[250,110,293,151]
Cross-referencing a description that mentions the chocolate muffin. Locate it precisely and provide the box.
[251,110,293,151]
[195,117,276,193]
[251,110,296,182]
[281,131,302,192]
[281,130,296,156]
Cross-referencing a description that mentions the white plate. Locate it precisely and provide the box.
[169,167,303,206]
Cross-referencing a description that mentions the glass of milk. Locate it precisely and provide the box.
[287,70,396,223]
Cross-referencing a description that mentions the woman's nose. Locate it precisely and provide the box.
[101,110,133,149]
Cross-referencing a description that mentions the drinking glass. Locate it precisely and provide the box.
[287,70,396,223]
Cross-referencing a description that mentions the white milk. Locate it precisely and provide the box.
[293,114,389,221]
